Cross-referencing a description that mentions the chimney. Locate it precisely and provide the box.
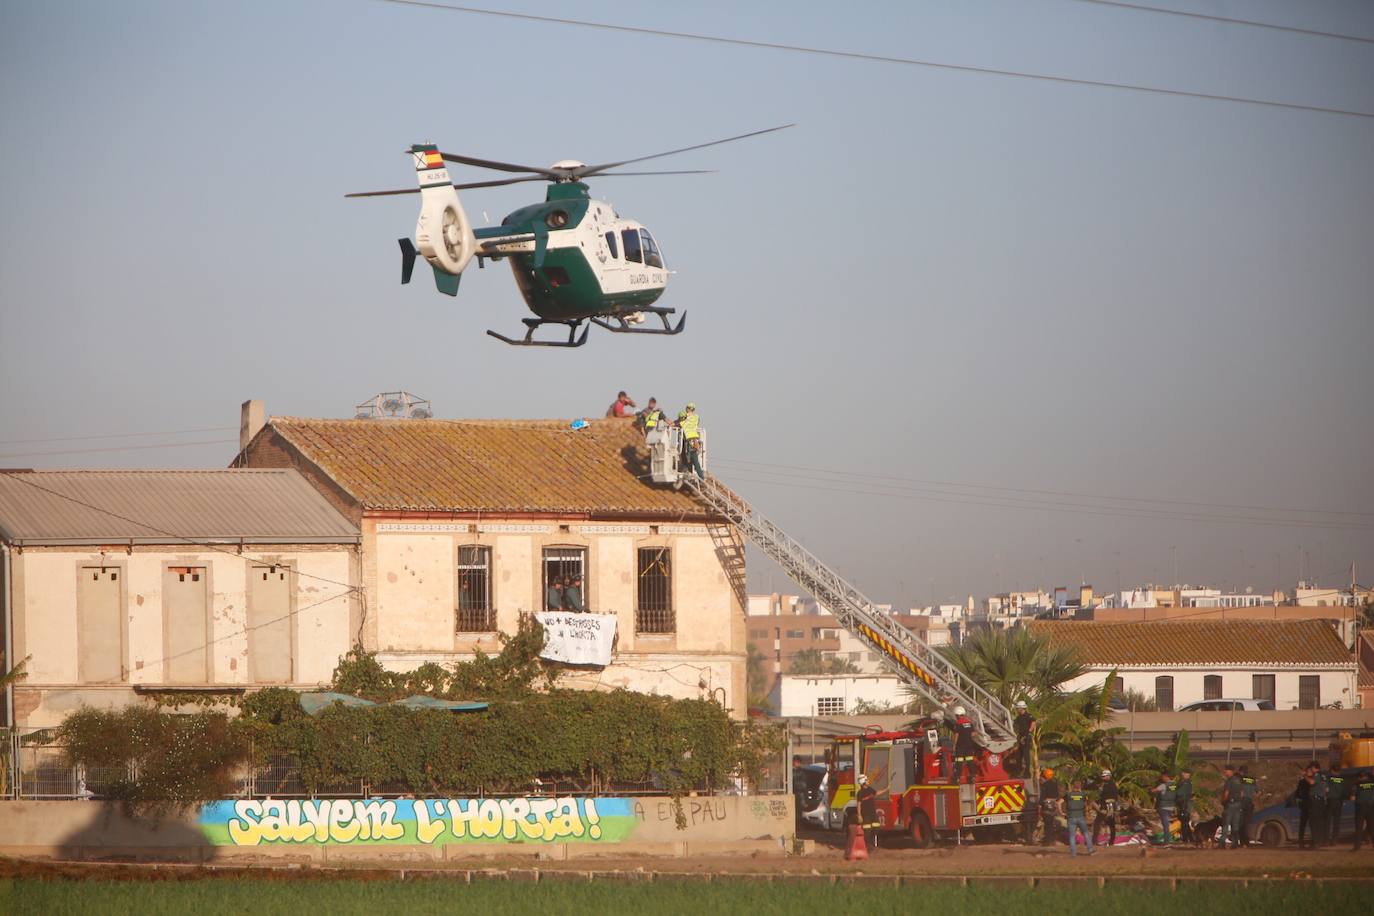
[240,400,266,452]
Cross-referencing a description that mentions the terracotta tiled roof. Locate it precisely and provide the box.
[261,417,712,517]
[1029,620,1352,667]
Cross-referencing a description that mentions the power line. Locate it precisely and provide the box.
[0,426,237,447]
[1068,0,1374,45]
[376,0,1374,119]
[0,439,238,461]
[714,468,1374,532]
[710,457,1374,519]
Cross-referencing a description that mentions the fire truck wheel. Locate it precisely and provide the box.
[908,811,933,849]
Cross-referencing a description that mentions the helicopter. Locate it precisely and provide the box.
[346,125,792,347]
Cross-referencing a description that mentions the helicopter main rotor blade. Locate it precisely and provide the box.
[591,169,718,177]
[344,175,550,198]
[573,124,794,179]
[438,151,560,179]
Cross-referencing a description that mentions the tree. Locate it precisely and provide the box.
[746,644,772,712]
[787,648,860,676]
[940,627,1087,708]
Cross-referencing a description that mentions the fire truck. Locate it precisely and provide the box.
[821,724,1027,844]
[647,443,1032,843]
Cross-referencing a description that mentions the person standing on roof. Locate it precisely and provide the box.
[636,397,663,435]
[680,402,704,478]
[949,705,978,785]
[606,391,636,418]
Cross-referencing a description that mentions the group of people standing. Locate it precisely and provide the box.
[1038,767,1197,855]
[545,575,585,613]
[1293,762,1374,849]
[606,390,705,478]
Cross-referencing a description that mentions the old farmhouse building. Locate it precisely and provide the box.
[1033,619,1359,711]
[234,407,747,717]
[0,470,361,727]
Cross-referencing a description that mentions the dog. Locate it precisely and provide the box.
[1192,815,1223,847]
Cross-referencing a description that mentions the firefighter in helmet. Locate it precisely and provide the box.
[951,705,978,784]
[1039,767,1062,846]
[856,773,880,850]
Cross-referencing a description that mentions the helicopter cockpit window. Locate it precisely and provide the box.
[605,231,619,259]
[640,230,664,269]
[622,228,643,264]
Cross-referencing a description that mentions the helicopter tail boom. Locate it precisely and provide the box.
[411,144,476,295]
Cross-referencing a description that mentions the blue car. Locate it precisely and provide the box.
[1252,768,1362,847]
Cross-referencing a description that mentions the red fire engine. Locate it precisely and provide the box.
[821,722,1027,845]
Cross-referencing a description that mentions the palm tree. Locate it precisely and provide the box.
[940,627,1087,708]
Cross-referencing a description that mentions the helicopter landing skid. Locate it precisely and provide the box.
[589,307,686,336]
[486,318,590,348]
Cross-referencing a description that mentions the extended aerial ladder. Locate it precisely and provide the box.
[647,431,1017,753]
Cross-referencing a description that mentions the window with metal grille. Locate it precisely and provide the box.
[1298,675,1320,709]
[456,546,494,631]
[816,696,845,716]
[1155,675,1174,711]
[1252,673,1276,705]
[1204,674,1222,700]
[636,547,673,633]
[543,547,586,612]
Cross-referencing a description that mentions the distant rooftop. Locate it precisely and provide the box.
[1031,619,1352,667]
[0,469,359,545]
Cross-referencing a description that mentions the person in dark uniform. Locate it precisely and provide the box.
[1176,767,1195,844]
[1295,762,1317,848]
[856,773,880,851]
[1354,770,1374,851]
[1151,771,1178,845]
[1324,767,1349,846]
[1063,780,1095,856]
[1093,769,1120,848]
[1012,699,1036,777]
[1308,762,1329,846]
[1039,768,1062,846]
[1238,765,1258,847]
[1220,764,1244,849]
[950,705,978,785]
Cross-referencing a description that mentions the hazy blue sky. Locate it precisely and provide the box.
[2,1,1371,607]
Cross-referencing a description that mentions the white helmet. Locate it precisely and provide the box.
[1015,700,1027,710]
[857,774,868,785]
[954,705,967,716]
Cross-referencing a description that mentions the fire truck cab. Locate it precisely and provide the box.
[822,722,1027,846]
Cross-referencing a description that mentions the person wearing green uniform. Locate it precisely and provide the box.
[1220,764,1244,849]
[1354,770,1374,851]
[1151,771,1178,845]
[1062,781,1094,856]
[1176,768,1195,844]
[1238,765,1258,846]
[1325,768,1350,846]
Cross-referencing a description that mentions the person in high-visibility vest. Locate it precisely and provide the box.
[636,397,663,435]
[680,403,704,478]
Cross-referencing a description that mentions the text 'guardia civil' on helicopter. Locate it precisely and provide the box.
[346,125,792,348]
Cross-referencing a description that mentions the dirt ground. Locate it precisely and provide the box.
[4,838,1372,883]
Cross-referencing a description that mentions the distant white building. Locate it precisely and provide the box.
[773,674,911,717]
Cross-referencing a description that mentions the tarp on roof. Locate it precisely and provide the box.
[0,469,359,545]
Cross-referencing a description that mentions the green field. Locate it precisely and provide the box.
[2,878,1367,916]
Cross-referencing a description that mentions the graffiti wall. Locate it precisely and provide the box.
[200,797,636,847]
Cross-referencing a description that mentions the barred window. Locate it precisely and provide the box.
[543,547,587,612]
[1204,674,1222,700]
[1155,675,1174,712]
[456,546,494,631]
[816,696,845,716]
[1298,675,1320,710]
[636,547,674,633]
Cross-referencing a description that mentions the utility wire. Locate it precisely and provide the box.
[376,0,1374,119]
[715,468,1374,532]
[1068,0,1374,45]
[0,469,364,594]
[0,426,238,447]
[710,457,1374,518]
[0,439,238,461]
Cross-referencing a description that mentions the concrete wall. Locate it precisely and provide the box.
[0,795,793,862]
[11,545,359,726]
[363,518,746,718]
[1063,666,1360,711]
[775,674,909,717]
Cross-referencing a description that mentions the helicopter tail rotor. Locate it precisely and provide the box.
[410,144,476,290]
